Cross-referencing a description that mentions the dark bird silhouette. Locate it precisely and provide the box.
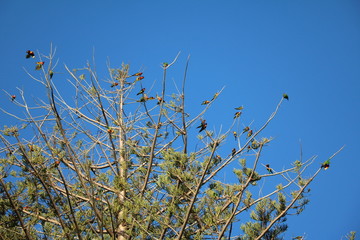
[265,164,273,174]
[137,88,146,95]
[232,148,236,156]
[283,93,289,100]
[26,50,35,58]
[197,119,207,132]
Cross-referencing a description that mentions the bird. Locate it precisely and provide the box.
[233,131,237,140]
[28,144,35,152]
[157,96,164,105]
[131,72,143,77]
[234,106,244,110]
[137,88,146,95]
[26,50,35,58]
[201,100,210,105]
[11,95,16,101]
[265,164,273,174]
[231,148,236,156]
[111,82,119,87]
[243,126,250,133]
[135,76,144,81]
[137,96,147,102]
[49,70,54,79]
[52,160,60,168]
[35,62,44,70]
[247,129,253,138]
[283,93,289,100]
[197,119,207,132]
[211,92,219,101]
[321,159,330,170]
[234,111,242,119]
[137,94,154,102]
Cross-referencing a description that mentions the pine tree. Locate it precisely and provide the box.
[0,48,344,239]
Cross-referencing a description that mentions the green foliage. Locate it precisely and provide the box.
[241,197,288,240]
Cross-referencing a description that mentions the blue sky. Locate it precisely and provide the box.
[1,0,360,238]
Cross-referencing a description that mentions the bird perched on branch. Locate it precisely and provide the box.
[243,126,250,133]
[137,94,154,102]
[321,159,330,170]
[52,160,60,168]
[49,70,54,79]
[136,76,144,81]
[201,100,210,105]
[283,93,289,100]
[234,111,242,119]
[211,92,219,101]
[232,148,236,156]
[265,164,273,174]
[197,119,207,132]
[131,72,143,77]
[157,96,164,105]
[233,131,237,140]
[137,88,146,95]
[35,62,44,70]
[247,129,253,138]
[111,82,119,87]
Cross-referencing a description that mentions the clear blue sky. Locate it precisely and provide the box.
[1,1,359,239]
